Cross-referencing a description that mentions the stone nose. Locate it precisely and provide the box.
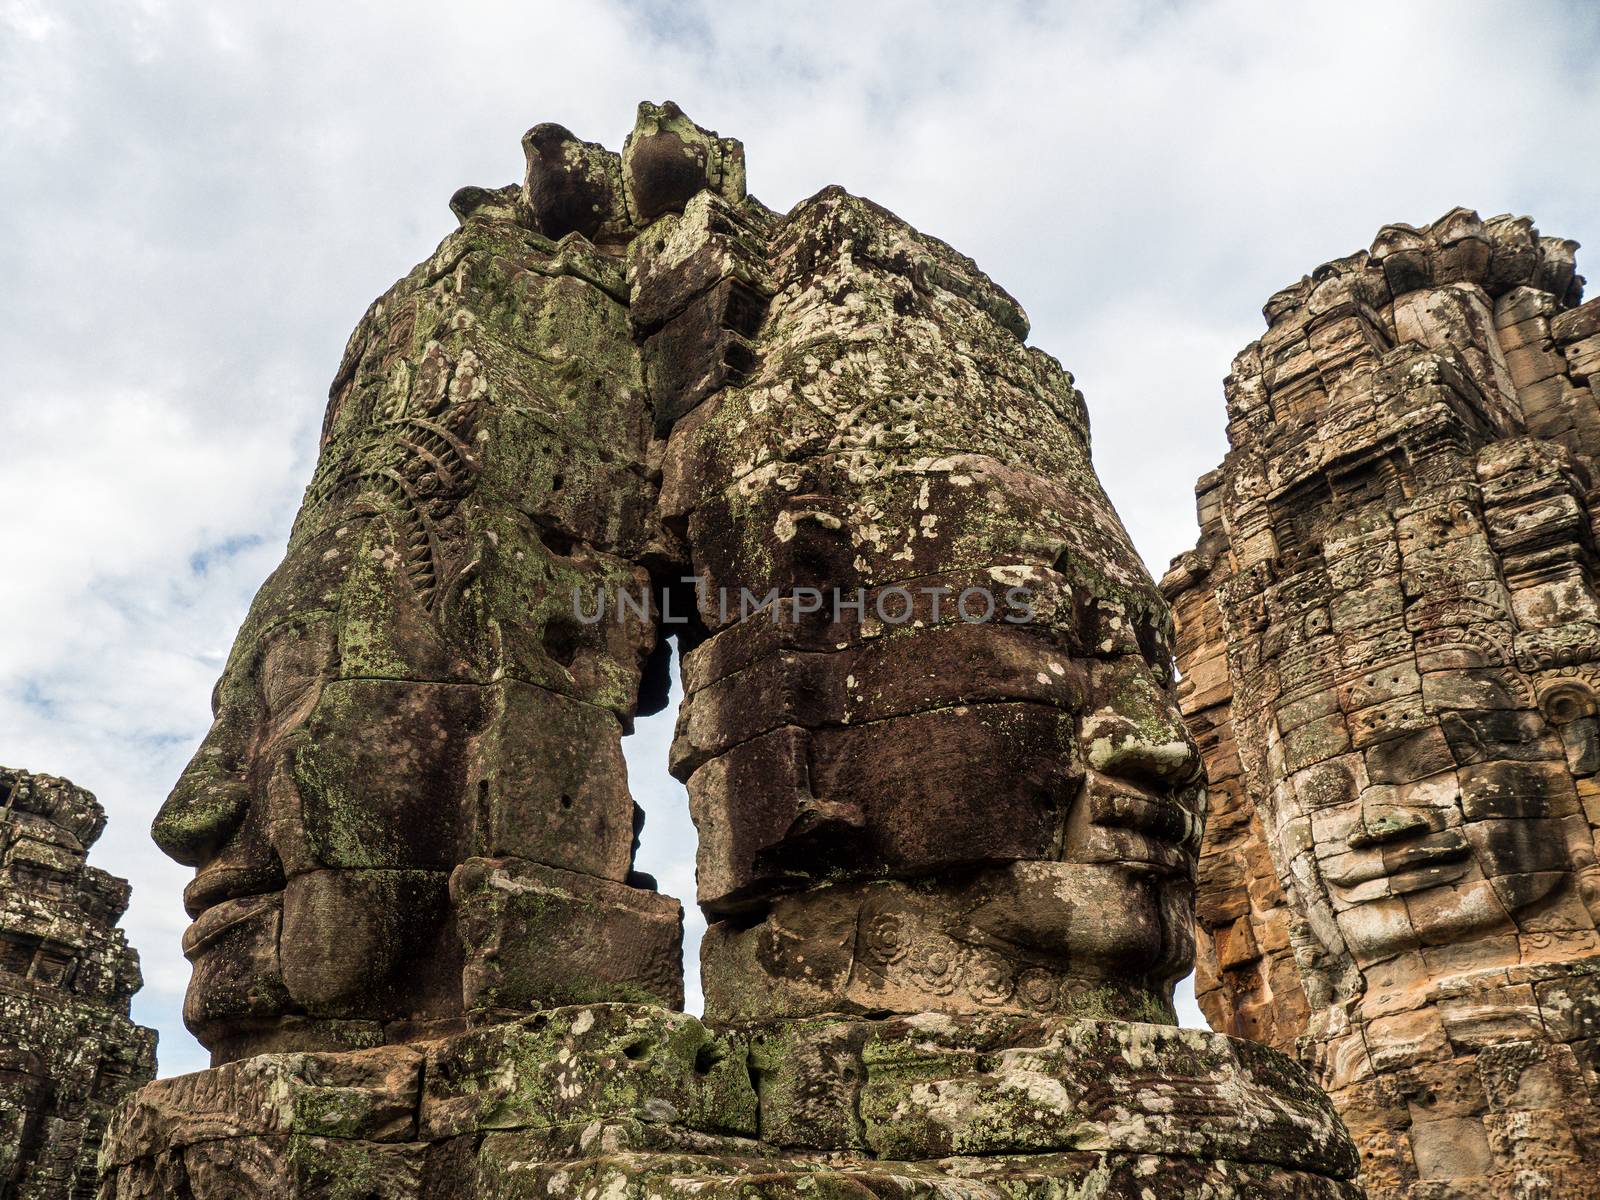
[1081,661,1204,790]
[151,726,251,868]
[1347,805,1434,850]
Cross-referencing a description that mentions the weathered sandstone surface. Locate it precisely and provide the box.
[1,766,155,1199]
[1165,208,1600,1198]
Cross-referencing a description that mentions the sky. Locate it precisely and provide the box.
[3,0,1597,1077]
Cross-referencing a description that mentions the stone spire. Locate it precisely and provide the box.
[0,765,155,1199]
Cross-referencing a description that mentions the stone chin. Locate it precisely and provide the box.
[1076,869,1195,989]
[181,890,292,1059]
[978,858,1192,980]
[182,868,459,1062]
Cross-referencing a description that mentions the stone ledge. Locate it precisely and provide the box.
[101,1004,1362,1199]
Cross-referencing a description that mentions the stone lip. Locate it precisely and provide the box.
[102,1003,1362,1197]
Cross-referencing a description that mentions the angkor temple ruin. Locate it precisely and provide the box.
[95,103,1360,1198]
[0,766,154,1199]
[67,100,1600,1199]
[1164,211,1600,1197]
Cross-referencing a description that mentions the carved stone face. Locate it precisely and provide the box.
[685,511,1206,1022]
[158,495,673,1063]
[665,186,1205,1020]
[1213,452,1600,979]
[153,194,667,1063]
[1046,591,1210,990]
[155,526,475,1061]
[1266,642,1592,972]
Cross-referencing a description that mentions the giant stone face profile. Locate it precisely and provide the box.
[666,184,1206,1027]
[115,103,1362,1200]
[152,105,1204,1060]
[152,137,673,1062]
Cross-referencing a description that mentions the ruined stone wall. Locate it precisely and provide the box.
[0,766,156,1200]
[99,1004,1361,1199]
[1163,209,1600,1198]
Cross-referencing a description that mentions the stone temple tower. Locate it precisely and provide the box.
[1163,210,1600,1197]
[101,103,1364,1198]
[0,765,156,1200]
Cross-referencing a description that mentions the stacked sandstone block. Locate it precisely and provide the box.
[0,766,155,1199]
[1164,209,1600,1198]
[657,187,1203,1028]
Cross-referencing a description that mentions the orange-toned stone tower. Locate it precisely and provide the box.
[1165,208,1600,1198]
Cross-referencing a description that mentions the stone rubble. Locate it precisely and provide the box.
[1163,208,1600,1198]
[0,766,156,1200]
[105,102,1364,1198]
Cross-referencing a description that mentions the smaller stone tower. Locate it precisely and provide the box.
[1163,209,1600,1198]
[0,766,156,1200]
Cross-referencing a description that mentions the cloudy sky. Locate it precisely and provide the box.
[4,0,1597,1077]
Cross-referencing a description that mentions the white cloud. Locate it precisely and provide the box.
[2,0,1595,1074]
